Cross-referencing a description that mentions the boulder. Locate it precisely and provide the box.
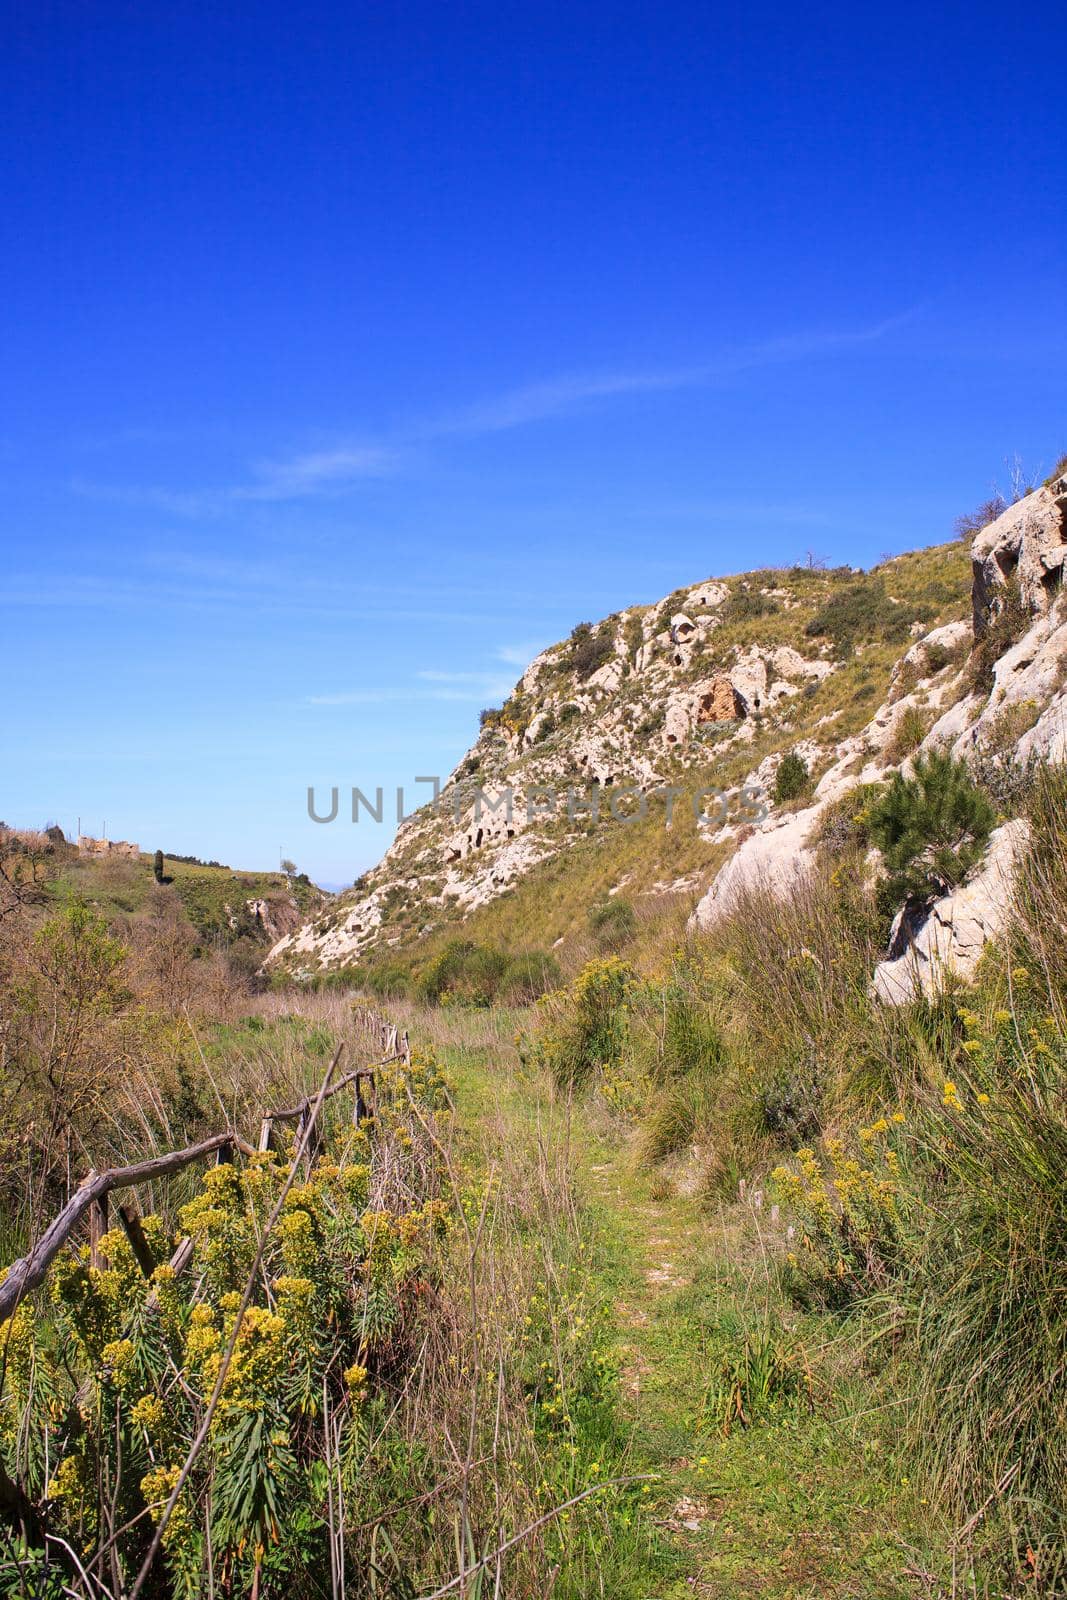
[870,820,1029,1003]
[688,581,728,609]
[768,645,834,681]
[688,804,823,930]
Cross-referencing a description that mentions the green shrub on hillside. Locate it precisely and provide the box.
[805,575,922,657]
[868,752,995,906]
[565,621,614,681]
[497,948,563,1003]
[812,782,885,856]
[884,703,928,762]
[415,938,560,1008]
[628,978,729,1161]
[720,588,780,626]
[587,896,636,949]
[966,575,1030,694]
[773,751,810,804]
[771,1119,908,1310]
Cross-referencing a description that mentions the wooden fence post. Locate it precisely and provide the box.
[89,1192,109,1269]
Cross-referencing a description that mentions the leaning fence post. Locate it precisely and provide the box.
[258,1116,274,1154]
[116,1204,157,1279]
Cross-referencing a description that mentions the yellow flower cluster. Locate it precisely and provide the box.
[771,1118,904,1301]
[49,1451,93,1525]
[140,1463,193,1549]
[100,1337,136,1389]
[343,1361,368,1401]
[131,1393,164,1433]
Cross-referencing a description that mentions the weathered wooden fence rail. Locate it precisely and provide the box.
[0,1012,412,1326]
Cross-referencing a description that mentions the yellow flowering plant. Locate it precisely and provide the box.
[0,1046,454,1597]
[771,1118,909,1308]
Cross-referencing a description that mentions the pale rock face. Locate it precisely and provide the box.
[270,889,385,968]
[871,821,1029,1003]
[688,582,728,609]
[245,896,304,943]
[268,494,1062,979]
[521,646,559,695]
[768,645,834,681]
[587,657,625,693]
[918,488,1067,766]
[889,620,972,690]
[663,698,692,747]
[442,834,554,910]
[935,611,1067,764]
[688,804,823,928]
[664,677,745,747]
[445,788,525,863]
[971,474,1067,623]
[728,650,769,715]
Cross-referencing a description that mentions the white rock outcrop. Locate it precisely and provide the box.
[870,821,1029,1003]
[971,473,1067,621]
[688,805,822,928]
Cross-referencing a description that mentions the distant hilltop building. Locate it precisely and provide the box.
[77,836,140,860]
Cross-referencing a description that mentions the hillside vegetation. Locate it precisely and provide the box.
[1,475,1066,1597]
[271,534,974,979]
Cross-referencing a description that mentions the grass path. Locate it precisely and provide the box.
[435,1014,942,1599]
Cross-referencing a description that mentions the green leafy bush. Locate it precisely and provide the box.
[0,1059,451,1598]
[565,622,614,682]
[531,957,633,1091]
[772,1119,908,1309]
[773,752,810,804]
[415,939,560,1008]
[497,948,562,1004]
[812,782,884,856]
[720,588,779,625]
[587,897,636,950]
[805,575,921,657]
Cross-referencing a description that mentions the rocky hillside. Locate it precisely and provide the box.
[269,472,1067,985]
[0,828,328,957]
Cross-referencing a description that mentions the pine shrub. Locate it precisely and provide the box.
[868,752,995,906]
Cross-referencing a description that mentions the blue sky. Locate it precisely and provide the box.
[2,0,1064,885]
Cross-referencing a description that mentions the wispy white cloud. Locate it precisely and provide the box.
[425,368,703,437]
[310,665,516,707]
[308,683,508,707]
[239,444,399,500]
[73,312,917,513]
[416,669,509,684]
[496,641,551,666]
